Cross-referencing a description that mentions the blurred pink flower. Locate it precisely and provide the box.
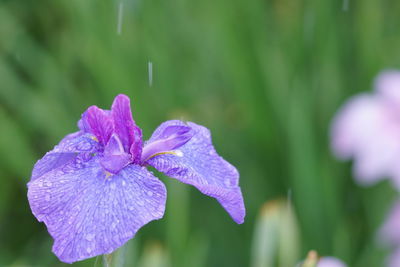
[388,247,400,267]
[317,257,347,267]
[331,70,400,189]
[379,200,400,246]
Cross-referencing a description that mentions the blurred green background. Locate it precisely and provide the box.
[0,0,400,266]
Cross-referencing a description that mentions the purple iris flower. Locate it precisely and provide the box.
[27,94,245,263]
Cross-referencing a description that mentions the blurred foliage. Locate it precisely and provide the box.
[0,0,400,266]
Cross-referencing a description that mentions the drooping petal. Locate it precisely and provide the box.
[146,120,245,224]
[100,134,131,174]
[31,134,99,182]
[27,156,166,264]
[141,125,193,162]
[84,106,113,145]
[111,94,142,163]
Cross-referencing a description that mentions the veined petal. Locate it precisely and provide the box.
[31,134,99,182]
[141,125,193,162]
[27,156,166,264]
[111,94,142,163]
[84,106,113,145]
[100,134,131,174]
[146,120,245,224]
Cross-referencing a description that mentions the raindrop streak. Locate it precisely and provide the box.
[342,0,349,11]
[117,2,124,35]
[287,188,292,211]
[148,61,153,86]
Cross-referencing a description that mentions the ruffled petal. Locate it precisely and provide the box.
[111,94,143,162]
[146,120,245,224]
[31,134,99,182]
[27,156,166,263]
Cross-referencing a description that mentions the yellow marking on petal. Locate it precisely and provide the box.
[91,136,99,142]
[147,150,183,161]
[105,171,113,179]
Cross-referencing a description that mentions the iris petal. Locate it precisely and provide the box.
[31,134,99,182]
[141,125,193,162]
[111,94,142,162]
[146,120,245,224]
[85,106,113,145]
[27,156,166,263]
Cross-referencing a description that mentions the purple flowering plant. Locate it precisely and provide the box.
[27,94,245,263]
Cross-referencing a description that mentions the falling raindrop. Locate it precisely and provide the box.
[117,2,124,35]
[342,0,349,11]
[148,61,153,86]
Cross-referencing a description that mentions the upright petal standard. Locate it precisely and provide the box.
[27,94,245,263]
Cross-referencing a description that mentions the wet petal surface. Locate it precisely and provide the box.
[31,134,99,182]
[27,156,166,263]
[146,120,245,224]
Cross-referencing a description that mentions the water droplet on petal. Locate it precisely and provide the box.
[86,247,92,253]
[46,181,52,187]
[224,179,231,187]
[38,181,43,187]
[174,150,183,157]
[147,191,154,197]
[85,233,95,241]
[124,231,133,238]
[45,194,51,201]
[122,180,126,186]
[110,183,116,190]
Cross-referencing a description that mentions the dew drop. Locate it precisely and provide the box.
[124,231,133,238]
[111,221,117,230]
[147,191,154,197]
[86,247,92,253]
[224,179,231,187]
[45,194,51,201]
[46,181,53,187]
[38,181,43,187]
[85,233,95,241]
[110,183,116,190]
[129,206,135,211]
[174,150,184,157]
[122,180,126,186]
